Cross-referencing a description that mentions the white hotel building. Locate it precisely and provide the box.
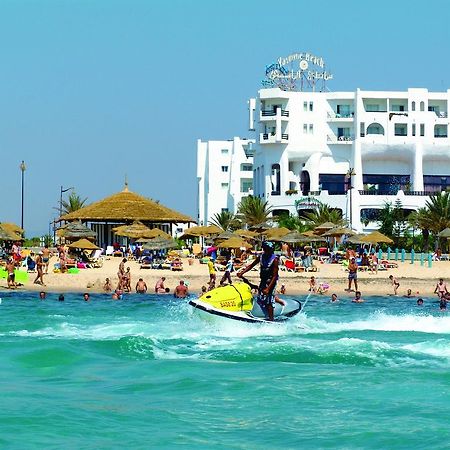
[197,137,254,226]
[248,86,450,231]
[198,53,450,231]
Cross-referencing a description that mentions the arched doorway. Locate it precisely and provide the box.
[300,170,310,195]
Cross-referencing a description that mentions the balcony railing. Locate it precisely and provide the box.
[327,135,354,142]
[281,133,289,140]
[261,109,289,117]
[434,134,448,138]
[308,191,321,196]
[327,112,354,119]
[434,111,448,118]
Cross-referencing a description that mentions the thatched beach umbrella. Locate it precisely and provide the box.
[234,229,258,239]
[265,227,291,239]
[0,222,24,236]
[0,225,22,241]
[140,228,173,240]
[322,226,355,237]
[213,230,237,243]
[249,222,272,232]
[360,231,393,244]
[218,237,252,249]
[113,220,154,239]
[142,237,178,250]
[180,224,222,239]
[347,234,368,245]
[68,238,100,250]
[57,221,97,240]
[314,222,336,234]
[272,231,309,244]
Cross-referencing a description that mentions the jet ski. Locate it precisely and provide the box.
[189,281,302,324]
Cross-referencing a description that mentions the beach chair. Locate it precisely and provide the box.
[85,249,104,268]
[105,246,114,257]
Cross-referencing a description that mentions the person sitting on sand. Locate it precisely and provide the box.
[434,278,448,298]
[174,280,188,298]
[155,276,166,293]
[317,282,330,295]
[389,275,400,295]
[136,278,148,294]
[352,291,365,303]
[103,278,112,292]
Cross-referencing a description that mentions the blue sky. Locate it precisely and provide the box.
[1,0,450,236]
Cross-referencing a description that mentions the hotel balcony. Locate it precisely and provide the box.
[259,133,289,144]
[327,134,354,144]
[260,108,289,121]
[327,112,354,121]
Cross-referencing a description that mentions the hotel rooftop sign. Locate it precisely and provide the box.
[263,52,333,92]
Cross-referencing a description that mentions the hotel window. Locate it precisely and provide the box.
[303,101,308,112]
[221,183,229,188]
[240,163,253,171]
[309,102,313,112]
[412,101,416,111]
[412,124,416,136]
[303,124,308,134]
[420,124,425,136]
[366,104,380,112]
[241,179,253,193]
[309,124,314,134]
[221,208,229,212]
[420,101,425,112]
[271,164,281,195]
[394,124,407,136]
[221,148,229,154]
[221,166,228,172]
[318,174,347,194]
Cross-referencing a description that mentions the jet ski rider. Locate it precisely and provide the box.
[237,241,279,321]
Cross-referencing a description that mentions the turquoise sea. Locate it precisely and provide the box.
[0,291,449,449]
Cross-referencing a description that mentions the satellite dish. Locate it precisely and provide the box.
[299,60,308,71]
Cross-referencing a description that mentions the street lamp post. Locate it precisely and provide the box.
[19,161,26,230]
[346,168,356,229]
[60,186,74,217]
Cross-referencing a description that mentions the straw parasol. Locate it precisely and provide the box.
[68,238,100,250]
[213,230,238,243]
[57,221,97,240]
[347,234,368,244]
[360,230,393,244]
[218,237,252,249]
[322,226,356,237]
[140,228,173,240]
[59,185,193,223]
[180,224,222,239]
[438,228,450,238]
[113,220,155,239]
[265,227,291,239]
[0,222,24,236]
[272,231,310,244]
[142,237,178,250]
[0,225,22,241]
[314,222,337,234]
[249,222,272,232]
[234,229,258,239]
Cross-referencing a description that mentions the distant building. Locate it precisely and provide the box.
[248,87,450,231]
[197,137,254,226]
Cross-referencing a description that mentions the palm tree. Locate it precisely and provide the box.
[209,211,240,231]
[275,212,308,232]
[237,196,272,227]
[61,191,88,215]
[408,207,432,252]
[425,192,450,234]
[303,204,344,229]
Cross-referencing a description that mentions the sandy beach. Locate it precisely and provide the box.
[3,255,450,299]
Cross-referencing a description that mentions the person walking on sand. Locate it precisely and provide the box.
[346,257,358,292]
[42,244,51,274]
[123,267,131,292]
[434,278,448,298]
[34,252,45,286]
[220,256,234,286]
[136,278,148,294]
[237,241,279,322]
[207,257,216,291]
[389,275,400,295]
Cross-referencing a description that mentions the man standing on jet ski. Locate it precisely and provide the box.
[237,241,279,321]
